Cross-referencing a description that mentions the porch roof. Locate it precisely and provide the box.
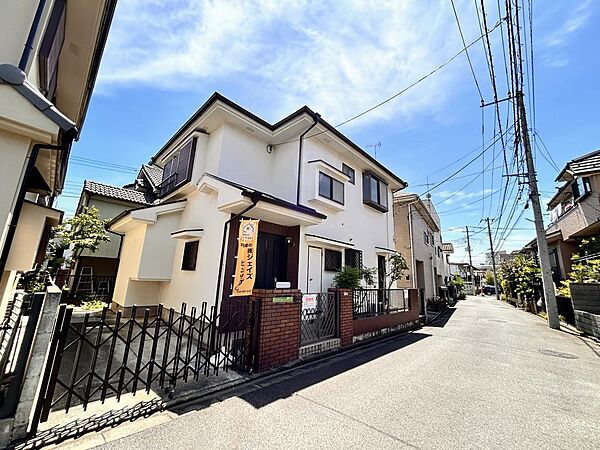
[206,174,327,220]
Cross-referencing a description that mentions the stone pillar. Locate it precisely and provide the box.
[250,289,301,372]
[408,288,419,314]
[335,288,354,348]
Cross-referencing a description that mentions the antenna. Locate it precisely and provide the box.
[365,141,382,159]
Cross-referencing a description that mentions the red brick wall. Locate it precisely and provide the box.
[249,289,301,372]
[335,288,420,344]
[335,288,353,347]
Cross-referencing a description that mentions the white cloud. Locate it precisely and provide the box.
[98,0,486,125]
[541,0,593,48]
[436,188,493,205]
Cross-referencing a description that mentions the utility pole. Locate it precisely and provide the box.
[517,91,560,329]
[485,218,500,300]
[465,226,474,292]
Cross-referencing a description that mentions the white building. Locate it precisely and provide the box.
[108,93,407,313]
[0,0,116,305]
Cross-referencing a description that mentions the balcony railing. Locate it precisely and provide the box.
[352,288,409,319]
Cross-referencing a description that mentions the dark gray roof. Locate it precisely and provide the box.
[142,164,164,188]
[0,64,76,133]
[556,149,600,181]
[83,180,155,205]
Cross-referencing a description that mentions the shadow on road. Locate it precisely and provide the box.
[173,331,431,412]
[427,307,456,328]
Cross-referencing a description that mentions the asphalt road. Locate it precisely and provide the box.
[94,296,600,450]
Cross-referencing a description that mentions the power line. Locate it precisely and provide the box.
[450,0,484,100]
[273,19,504,147]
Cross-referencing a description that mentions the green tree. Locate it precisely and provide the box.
[56,206,110,262]
[497,255,541,301]
[385,253,409,288]
[334,266,362,289]
[484,270,495,286]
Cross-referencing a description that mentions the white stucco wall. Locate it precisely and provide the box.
[137,213,180,280]
[113,224,146,305]
[158,190,230,310]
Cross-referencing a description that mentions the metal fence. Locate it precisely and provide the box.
[352,289,409,319]
[300,292,337,345]
[34,299,253,425]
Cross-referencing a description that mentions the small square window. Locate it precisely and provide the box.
[324,249,342,271]
[318,172,344,205]
[342,164,355,184]
[181,240,199,271]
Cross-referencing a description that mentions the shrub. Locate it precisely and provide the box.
[334,266,361,289]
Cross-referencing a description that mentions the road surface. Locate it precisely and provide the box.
[91,296,600,449]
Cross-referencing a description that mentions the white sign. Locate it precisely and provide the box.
[276,281,291,289]
[302,294,317,310]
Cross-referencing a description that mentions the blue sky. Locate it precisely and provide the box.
[56,0,599,264]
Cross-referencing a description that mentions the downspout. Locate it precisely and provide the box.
[0,141,68,276]
[19,0,48,70]
[296,113,320,205]
[214,191,262,314]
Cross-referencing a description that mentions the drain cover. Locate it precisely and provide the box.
[539,349,578,359]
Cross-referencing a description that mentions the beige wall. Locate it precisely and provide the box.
[112,225,146,305]
[5,201,61,271]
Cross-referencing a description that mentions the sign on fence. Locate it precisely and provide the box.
[302,294,317,310]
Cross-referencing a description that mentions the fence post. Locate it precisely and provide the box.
[335,288,353,348]
[4,285,62,445]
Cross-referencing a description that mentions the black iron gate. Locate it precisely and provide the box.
[300,292,338,345]
[33,299,253,428]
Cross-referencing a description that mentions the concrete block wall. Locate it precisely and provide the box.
[574,310,600,339]
[250,289,301,372]
[570,283,600,314]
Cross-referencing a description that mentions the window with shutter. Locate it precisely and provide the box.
[38,0,66,100]
[159,138,196,197]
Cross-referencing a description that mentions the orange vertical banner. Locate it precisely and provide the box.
[231,219,260,297]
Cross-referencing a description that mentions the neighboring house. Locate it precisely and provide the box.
[107,93,407,314]
[66,177,159,301]
[528,149,600,283]
[0,0,117,306]
[393,192,453,312]
[485,249,519,266]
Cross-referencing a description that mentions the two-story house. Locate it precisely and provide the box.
[393,192,453,315]
[0,0,117,306]
[106,93,407,314]
[543,149,600,281]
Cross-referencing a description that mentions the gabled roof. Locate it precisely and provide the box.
[555,148,600,182]
[150,92,407,188]
[83,180,155,206]
[393,192,440,232]
[141,164,164,188]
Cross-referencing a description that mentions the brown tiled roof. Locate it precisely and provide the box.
[83,180,155,205]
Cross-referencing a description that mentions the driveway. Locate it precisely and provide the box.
[87,295,600,449]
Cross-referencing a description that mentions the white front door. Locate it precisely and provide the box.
[307,246,323,293]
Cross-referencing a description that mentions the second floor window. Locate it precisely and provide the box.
[573,176,592,200]
[159,139,196,197]
[39,0,66,101]
[342,164,355,184]
[319,172,344,204]
[362,172,388,212]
